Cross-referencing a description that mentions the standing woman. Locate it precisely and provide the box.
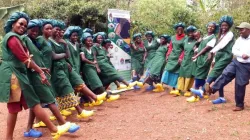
[137,34,171,91]
[130,33,147,83]
[192,16,234,104]
[187,22,218,102]
[161,22,186,95]
[63,26,82,74]
[177,26,197,97]
[144,31,160,69]
[49,20,104,118]
[23,19,80,137]
[0,12,70,140]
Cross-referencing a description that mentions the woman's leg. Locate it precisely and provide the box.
[48,103,66,125]
[26,110,35,132]
[6,113,18,140]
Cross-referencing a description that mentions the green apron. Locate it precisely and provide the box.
[194,34,216,79]
[144,39,159,68]
[80,46,103,90]
[36,36,53,69]
[0,32,40,107]
[22,35,55,103]
[67,41,81,73]
[92,45,121,86]
[131,44,145,75]
[165,36,186,73]
[50,38,83,97]
[208,35,234,78]
[179,38,196,78]
[149,44,168,77]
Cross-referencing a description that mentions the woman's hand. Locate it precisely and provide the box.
[67,63,72,72]
[206,52,214,62]
[39,72,50,85]
[96,68,101,73]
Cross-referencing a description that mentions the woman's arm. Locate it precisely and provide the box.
[80,53,96,65]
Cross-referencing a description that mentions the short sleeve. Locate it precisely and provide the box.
[206,38,216,47]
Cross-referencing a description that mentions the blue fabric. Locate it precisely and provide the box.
[161,71,178,88]
[194,78,205,89]
[212,97,226,104]
[24,129,42,138]
[68,124,80,133]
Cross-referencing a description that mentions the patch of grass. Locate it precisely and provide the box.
[230,130,239,137]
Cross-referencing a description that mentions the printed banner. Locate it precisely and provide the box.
[107,9,131,71]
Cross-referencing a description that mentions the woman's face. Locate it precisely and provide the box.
[70,32,78,43]
[96,35,103,44]
[207,24,215,34]
[52,27,60,37]
[160,37,166,45]
[85,37,93,47]
[27,27,39,39]
[188,31,194,38]
[12,18,27,35]
[221,22,229,34]
[43,24,52,37]
[193,31,201,40]
[59,29,65,38]
[146,34,153,42]
[176,27,184,35]
[135,36,141,43]
[104,42,112,49]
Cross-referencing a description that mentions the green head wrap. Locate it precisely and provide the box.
[40,19,53,28]
[145,31,155,38]
[173,22,185,30]
[219,15,234,28]
[207,21,219,34]
[133,33,142,40]
[83,28,93,35]
[93,32,107,43]
[186,25,197,33]
[63,26,83,39]
[4,12,30,33]
[160,34,171,43]
[51,20,66,30]
[101,39,112,46]
[80,32,92,43]
[27,19,42,29]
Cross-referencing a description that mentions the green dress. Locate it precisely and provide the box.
[92,45,121,86]
[149,44,168,78]
[194,34,216,79]
[144,39,159,68]
[22,35,55,103]
[80,46,103,91]
[131,43,145,75]
[208,34,234,78]
[36,36,53,69]
[165,36,186,73]
[67,41,81,73]
[179,38,196,78]
[50,38,83,97]
[0,32,40,107]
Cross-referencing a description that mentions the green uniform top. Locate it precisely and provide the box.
[144,39,160,68]
[0,32,39,107]
[131,43,146,75]
[67,40,81,73]
[165,35,186,73]
[179,37,196,78]
[194,34,216,79]
[36,36,53,69]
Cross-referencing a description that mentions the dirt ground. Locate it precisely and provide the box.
[1,80,250,140]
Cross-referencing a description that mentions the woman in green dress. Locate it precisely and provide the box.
[80,33,120,105]
[23,19,80,136]
[49,20,106,118]
[144,31,160,69]
[191,16,234,104]
[137,34,171,91]
[0,12,71,140]
[176,26,197,97]
[130,33,147,88]
[187,22,218,102]
[161,22,186,95]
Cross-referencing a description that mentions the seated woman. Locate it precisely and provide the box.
[80,33,120,106]
[137,34,171,91]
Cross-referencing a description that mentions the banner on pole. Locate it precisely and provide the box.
[107,9,131,71]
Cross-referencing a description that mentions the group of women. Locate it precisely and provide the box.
[132,15,234,104]
[0,11,236,140]
[0,12,136,140]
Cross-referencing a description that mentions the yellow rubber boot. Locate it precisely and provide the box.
[107,94,120,102]
[77,110,94,119]
[97,92,107,101]
[170,89,181,96]
[136,81,144,88]
[60,110,72,116]
[92,100,104,106]
[117,84,127,90]
[51,122,71,140]
[184,91,192,97]
[33,121,46,128]
[68,107,76,111]
[50,116,66,121]
[128,81,137,87]
[204,95,209,99]
[186,96,199,103]
[152,84,164,92]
